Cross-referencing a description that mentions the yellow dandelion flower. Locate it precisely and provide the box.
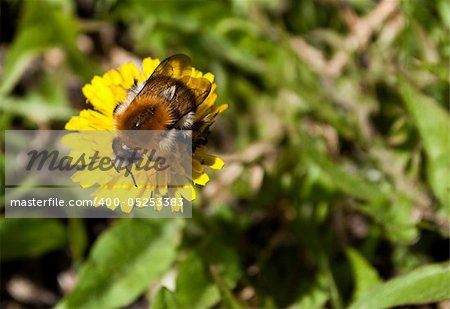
[64,55,227,214]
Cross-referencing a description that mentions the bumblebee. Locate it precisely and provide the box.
[111,54,212,186]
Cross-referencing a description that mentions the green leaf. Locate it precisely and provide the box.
[0,218,66,261]
[0,94,74,124]
[0,25,51,96]
[0,0,93,95]
[438,0,450,28]
[151,287,179,309]
[301,133,418,243]
[57,219,183,309]
[348,263,450,309]
[68,218,88,265]
[346,248,382,301]
[175,251,220,309]
[399,79,450,212]
[209,265,243,309]
[0,74,74,124]
[301,134,385,204]
[200,240,242,288]
[289,272,329,309]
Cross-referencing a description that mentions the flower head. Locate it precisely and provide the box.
[64,56,227,214]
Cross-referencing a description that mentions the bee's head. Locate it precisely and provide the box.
[112,136,142,165]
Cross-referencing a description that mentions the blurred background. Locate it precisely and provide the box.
[0,0,449,308]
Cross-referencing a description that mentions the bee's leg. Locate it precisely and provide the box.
[192,121,211,151]
[125,165,138,187]
[182,111,195,129]
[159,129,178,151]
[112,159,138,187]
[112,160,120,173]
[175,111,195,135]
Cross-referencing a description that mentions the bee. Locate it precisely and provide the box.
[111,54,212,186]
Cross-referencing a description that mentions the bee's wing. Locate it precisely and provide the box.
[181,75,211,106]
[151,54,193,78]
[150,54,212,106]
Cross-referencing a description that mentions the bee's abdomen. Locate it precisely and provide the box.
[144,77,197,122]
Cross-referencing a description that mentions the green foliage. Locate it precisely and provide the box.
[349,263,450,309]
[399,79,450,213]
[67,218,88,265]
[0,218,66,260]
[346,248,382,300]
[152,288,178,309]
[174,251,221,308]
[0,0,93,96]
[57,219,183,309]
[1,0,449,308]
